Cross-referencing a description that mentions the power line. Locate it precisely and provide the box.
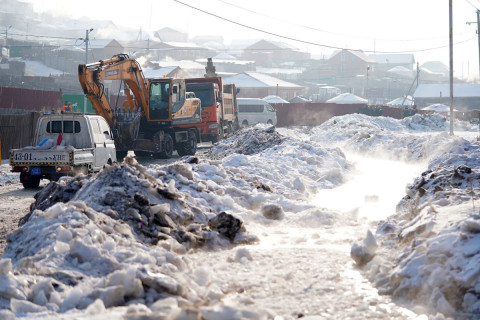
[465,0,480,10]
[216,0,470,43]
[174,0,477,54]
[2,32,80,41]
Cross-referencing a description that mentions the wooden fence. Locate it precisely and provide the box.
[0,112,41,160]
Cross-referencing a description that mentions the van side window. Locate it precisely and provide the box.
[266,105,275,112]
[239,104,263,112]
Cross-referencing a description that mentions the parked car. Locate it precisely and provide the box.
[237,98,277,127]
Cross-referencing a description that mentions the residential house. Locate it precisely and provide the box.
[370,53,415,77]
[242,39,310,67]
[148,60,206,78]
[223,72,304,100]
[151,42,214,61]
[154,27,188,42]
[190,35,225,51]
[326,49,377,78]
[85,39,124,61]
[413,83,480,111]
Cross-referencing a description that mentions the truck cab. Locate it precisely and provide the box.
[10,113,116,188]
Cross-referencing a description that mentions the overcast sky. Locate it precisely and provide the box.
[25,0,480,80]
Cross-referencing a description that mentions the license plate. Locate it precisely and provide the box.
[30,167,41,175]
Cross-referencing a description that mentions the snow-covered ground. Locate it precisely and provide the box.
[0,113,479,319]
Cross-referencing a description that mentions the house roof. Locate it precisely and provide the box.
[155,27,187,35]
[196,56,254,66]
[143,66,179,78]
[223,72,303,88]
[153,60,205,70]
[244,39,299,51]
[370,54,415,65]
[330,49,376,63]
[420,61,449,73]
[256,66,304,75]
[18,59,64,76]
[326,93,367,104]
[414,84,480,98]
[160,42,202,49]
[386,96,414,106]
[121,40,164,50]
[387,66,414,78]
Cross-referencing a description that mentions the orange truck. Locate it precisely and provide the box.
[180,77,239,143]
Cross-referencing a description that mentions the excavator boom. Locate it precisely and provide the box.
[78,54,149,124]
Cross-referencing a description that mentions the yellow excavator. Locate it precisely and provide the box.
[78,54,202,159]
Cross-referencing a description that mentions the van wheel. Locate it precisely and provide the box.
[267,120,273,125]
[20,172,40,189]
[241,120,248,128]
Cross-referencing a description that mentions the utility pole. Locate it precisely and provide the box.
[416,62,420,88]
[4,25,12,55]
[84,28,93,114]
[466,10,480,81]
[449,0,454,136]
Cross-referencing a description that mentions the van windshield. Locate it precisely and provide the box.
[266,104,275,112]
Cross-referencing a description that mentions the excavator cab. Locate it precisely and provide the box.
[149,80,170,121]
[147,78,202,125]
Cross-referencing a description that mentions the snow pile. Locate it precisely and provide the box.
[0,162,18,186]
[208,125,287,158]
[210,125,351,193]
[0,126,352,319]
[345,129,480,317]
[284,113,473,162]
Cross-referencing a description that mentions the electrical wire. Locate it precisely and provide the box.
[216,0,470,42]
[465,0,480,10]
[173,0,477,54]
[1,32,79,41]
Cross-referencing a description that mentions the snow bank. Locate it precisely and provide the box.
[0,126,351,319]
[0,162,18,186]
[281,113,474,163]
[340,116,480,318]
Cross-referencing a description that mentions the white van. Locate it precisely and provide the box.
[237,98,277,127]
[10,113,116,188]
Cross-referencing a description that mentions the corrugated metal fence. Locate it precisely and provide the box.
[0,112,42,160]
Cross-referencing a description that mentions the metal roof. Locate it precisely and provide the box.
[223,72,303,88]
